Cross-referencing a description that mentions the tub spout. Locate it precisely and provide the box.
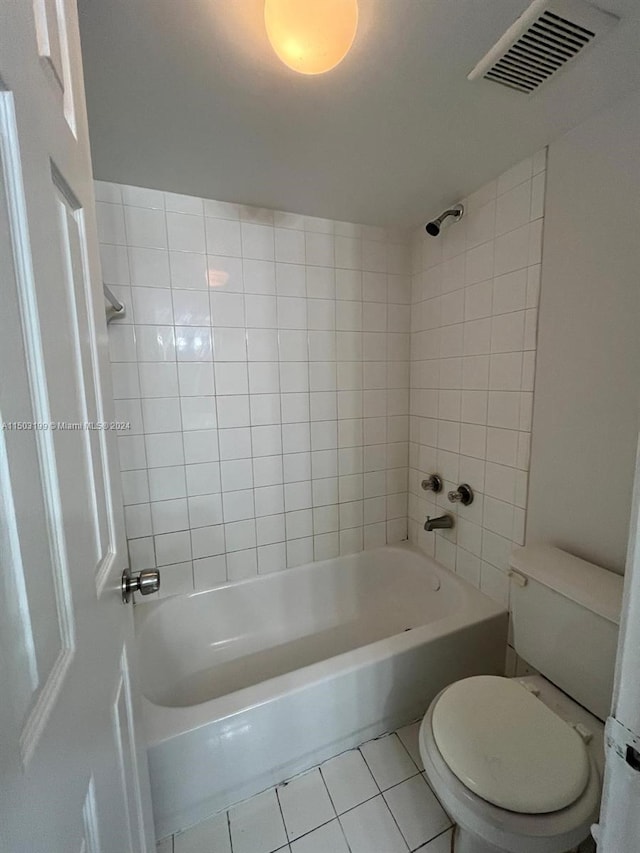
[424,514,454,532]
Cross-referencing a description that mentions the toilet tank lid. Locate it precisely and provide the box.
[510,545,623,626]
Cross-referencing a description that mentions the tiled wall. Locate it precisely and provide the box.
[408,151,547,614]
[96,181,411,597]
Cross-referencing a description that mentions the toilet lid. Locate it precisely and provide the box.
[431,676,590,814]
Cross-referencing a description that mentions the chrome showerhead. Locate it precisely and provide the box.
[425,203,464,237]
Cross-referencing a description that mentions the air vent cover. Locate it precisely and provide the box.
[468,0,619,94]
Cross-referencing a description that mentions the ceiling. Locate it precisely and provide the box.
[77,0,640,227]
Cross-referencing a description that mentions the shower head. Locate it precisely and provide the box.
[425,204,464,237]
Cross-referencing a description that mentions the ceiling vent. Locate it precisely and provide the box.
[468,0,619,94]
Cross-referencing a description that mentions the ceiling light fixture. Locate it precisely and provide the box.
[264,0,359,75]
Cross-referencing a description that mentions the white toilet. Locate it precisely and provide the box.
[419,545,623,853]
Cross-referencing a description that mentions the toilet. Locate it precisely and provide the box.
[419,545,624,853]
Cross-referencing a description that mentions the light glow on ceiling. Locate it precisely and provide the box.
[264,0,359,75]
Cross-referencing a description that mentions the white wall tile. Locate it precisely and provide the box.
[496,181,531,237]
[189,493,223,528]
[247,329,279,361]
[465,241,494,286]
[175,325,213,361]
[276,262,305,295]
[212,327,247,361]
[408,153,545,629]
[121,471,150,506]
[148,466,187,501]
[492,269,527,315]
[183,430,219,465]
[180,396,217,431]
[125,503,153,538]
[166,211,206,254]
[155,530,191,566]
[193,554,227,590]
[124,206,167,249]
[145,432,184,468]
[211,291,245,327]
[214,362,248,396]
[287,536,314,567]
[256,512,285,545]
[205,218,242,257]
[96,201,126,244]
[494,224,530,276]
[128,246,170,288]
[132,286,173,324]
[305,232,334,267]
[170,251,209,290]
[173,290,211,326]
[121,185,164,209]
[151,498,189,535]
[206,254,243,291]
[497,157,532,195]
[136,325,175,362]
[258,542,286,574]
[106,183,412,592]
[241,223,274,261]
[249,362,280,395]
[487,391,520,429]
[94,181,122,204]
[142,398,182,433]
[177,363,215,397]
[185,461,221,496]
[464,280,492,320]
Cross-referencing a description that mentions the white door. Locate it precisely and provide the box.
[0,2,155,852]
[596,438,640,851]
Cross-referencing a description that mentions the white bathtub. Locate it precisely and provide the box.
[136,543,507,838]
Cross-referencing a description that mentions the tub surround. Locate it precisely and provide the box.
[97,183,412,595]
[408,152,547,643]
[137,544,507,837]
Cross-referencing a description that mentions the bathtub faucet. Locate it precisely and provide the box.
[424,514,454,532]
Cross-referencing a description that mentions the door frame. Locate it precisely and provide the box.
[597,431,640,850]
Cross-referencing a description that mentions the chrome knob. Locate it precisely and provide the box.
[421,474,443,493]
[121,567,160,603]
[447,483,474,506]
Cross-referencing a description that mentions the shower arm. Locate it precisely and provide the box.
[425,203,464,237]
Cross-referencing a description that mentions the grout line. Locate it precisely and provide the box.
[274,783,290,845]
[225,809,232,853]
[412,825,454,852]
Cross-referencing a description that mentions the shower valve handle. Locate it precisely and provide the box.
[421,474,443,493]
[447,484,474,506]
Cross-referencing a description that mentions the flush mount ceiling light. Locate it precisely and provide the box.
[264,0,359,75]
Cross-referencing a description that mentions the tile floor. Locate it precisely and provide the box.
[156,723,453,853]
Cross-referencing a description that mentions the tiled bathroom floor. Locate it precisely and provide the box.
[156,723,453,853]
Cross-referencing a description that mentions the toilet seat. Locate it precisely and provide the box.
[431,676,590,814]
[420,682,601,853]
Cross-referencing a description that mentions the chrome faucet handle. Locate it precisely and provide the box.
[421,474,443,493]
[447,483,474,506]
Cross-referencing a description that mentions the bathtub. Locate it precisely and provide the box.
[136,543,507,838]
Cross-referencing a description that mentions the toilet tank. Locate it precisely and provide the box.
[509,545,623,721]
